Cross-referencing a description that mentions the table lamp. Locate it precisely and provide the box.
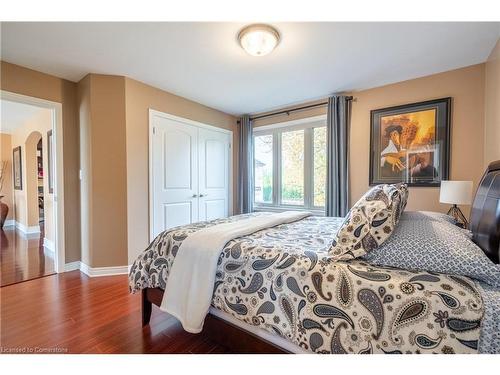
[439,180,473,228]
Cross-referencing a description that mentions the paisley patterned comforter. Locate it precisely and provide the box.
[129,213,486,354]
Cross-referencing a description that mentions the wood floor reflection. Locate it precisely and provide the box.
[1,272,230,353]
[0,226,55,286]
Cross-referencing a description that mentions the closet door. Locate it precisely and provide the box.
[198,128,230,222]
[151,115,199,237]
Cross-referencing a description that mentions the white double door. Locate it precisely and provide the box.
[151,113,231,239]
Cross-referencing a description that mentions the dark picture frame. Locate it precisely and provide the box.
[369,97,451,187]
[47,129,54,194]
[13,146,22,190]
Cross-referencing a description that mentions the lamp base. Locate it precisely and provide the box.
[446,204,468,228]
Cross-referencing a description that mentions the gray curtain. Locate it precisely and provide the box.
[326,96,351,217]
[238,115,254,213]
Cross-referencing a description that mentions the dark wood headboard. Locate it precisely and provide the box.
[470,160,500,264]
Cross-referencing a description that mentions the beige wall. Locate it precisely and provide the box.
[0,133,14,220]
[1,61,81,263]
[76,74,236,267]
[77,75,91,266]
[124,77,237,264]
[75,73,238,267]
[90,75,128,268]
[9,110,55,244]
[2,58,492,268]
[77,74,128,268]
[251,64,486,218]
[24,131,42,228]
[484,39,500,166]
[350,64,485,217]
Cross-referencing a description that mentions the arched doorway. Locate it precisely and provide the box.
[25,131,43,231]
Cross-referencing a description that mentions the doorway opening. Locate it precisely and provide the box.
[37,137,44,227]
[0,91,65,286]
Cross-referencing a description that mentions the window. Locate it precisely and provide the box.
[281,129,304,205]
[313,127,326,207]
[253,116,327,212]
[254,134,273,204]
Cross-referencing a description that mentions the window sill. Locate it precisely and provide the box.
[253,205,325,217]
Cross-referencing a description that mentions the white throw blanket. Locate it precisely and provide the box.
[160,211,311,333]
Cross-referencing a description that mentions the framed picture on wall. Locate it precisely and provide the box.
[369,97,451,187]
[13,146,22,190]
[47,129,54,193]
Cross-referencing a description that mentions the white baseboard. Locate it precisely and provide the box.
[64,261,129,277]
[12,221,40,238]
[81,263,130,277]
[43,238,55,256]
[64,261,81,272]
[2,219,15,227]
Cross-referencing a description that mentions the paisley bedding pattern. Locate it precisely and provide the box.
[129,214,486,354]
[329,183,407,260]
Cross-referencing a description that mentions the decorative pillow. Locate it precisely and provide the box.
[363,215,500,288]
[400,210,457,224]
[328,183,408,260]
[392,182,409,223]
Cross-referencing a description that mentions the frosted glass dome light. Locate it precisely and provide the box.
[238,24,280,57]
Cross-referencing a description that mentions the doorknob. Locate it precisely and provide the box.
[192,194,198,198]
[199,194,206,197]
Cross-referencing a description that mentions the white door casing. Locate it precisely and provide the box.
[149,110,232,241]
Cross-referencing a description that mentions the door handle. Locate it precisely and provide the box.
[199,194,206,197]
[192,194,198,198]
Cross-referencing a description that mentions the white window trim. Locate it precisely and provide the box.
[253,115,327,214]
[253,114,326,132]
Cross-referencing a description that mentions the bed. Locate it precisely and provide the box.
[129,160,500,354]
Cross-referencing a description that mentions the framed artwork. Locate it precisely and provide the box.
[13,146,22,190]
[369,97,451,187]
[47,130,54,193]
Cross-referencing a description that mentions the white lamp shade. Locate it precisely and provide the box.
[439,180,473,205]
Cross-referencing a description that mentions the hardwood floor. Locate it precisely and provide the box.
[0,271,231,353]
[0,226,55,287]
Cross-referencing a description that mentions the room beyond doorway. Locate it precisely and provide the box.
[0,92,64,286]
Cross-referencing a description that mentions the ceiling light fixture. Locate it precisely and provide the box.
[238,24,280,57]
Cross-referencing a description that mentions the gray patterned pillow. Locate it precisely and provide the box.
[401,210,456,224]
[363,214,500,288]
[328,183,407,260]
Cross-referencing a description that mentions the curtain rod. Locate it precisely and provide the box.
[238,96,354,123]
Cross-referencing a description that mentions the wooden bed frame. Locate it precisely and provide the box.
[142,160,500,353]
[141,287,289,353]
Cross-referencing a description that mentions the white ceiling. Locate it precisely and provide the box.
[0,100,49,134]
[1,22,499,115]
